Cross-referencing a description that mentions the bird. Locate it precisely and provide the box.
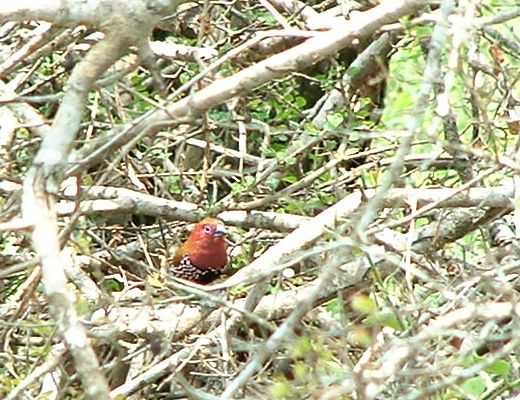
[171,217,228,284]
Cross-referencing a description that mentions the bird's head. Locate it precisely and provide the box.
[183,217,228,270]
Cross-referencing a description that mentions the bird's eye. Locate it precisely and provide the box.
[203,225,212,234]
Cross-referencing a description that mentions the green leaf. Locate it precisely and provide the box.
[103,278,123,292]
[460,376,486,398]
[325,298,341,315]
[270,379,292,399]
[347,66,361,78]
[283,174,298,184]
[304,122,320,135]
[324,139,337,150]
[166,176,182,195]
[350,326,373,347]
[485,359,511,378]
[291,337,312,358]
[378,312,403,331]
[326,113,344,129]
[295,96,307,107]
[293,362,308,380]
[351,294,376,314]
[179,71,192,84]
[75,297,91,316]
[280,155,296,166]
[460,352,482,368]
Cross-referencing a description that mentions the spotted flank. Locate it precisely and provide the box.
[172,255,222,284]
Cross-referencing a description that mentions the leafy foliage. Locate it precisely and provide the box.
[1,0,520,399]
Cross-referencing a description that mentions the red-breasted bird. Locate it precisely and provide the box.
[171,217,228,284]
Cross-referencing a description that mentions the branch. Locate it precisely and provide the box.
[69,0,430,175]
[12,3,181,398]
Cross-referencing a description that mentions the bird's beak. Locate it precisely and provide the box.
[214,223,226,237]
